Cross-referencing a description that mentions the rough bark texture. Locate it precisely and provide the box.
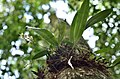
[45,67,112,79]
[37,37,112,79]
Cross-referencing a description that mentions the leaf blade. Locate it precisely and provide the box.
[86,9,112,29]
[111,56,120,67]
[70,0,89,45]
[94,47,111,54]
[34,29,58,47]
[32,50,48,60]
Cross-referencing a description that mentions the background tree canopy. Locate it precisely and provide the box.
[0,0,120,79]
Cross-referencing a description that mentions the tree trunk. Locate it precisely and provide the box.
[45,67,112,79]
[37,37,112,79]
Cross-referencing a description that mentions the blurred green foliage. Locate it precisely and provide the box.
[0,0,120,79]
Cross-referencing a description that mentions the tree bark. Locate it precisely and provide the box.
[37,37,113,79]
[45,67,112,79]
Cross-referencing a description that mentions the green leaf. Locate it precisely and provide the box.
[94,47,111,54]
[111,56,120,67]
[86,9,112,29]
[70,0,89,46]
[95,43,120,54]
[32,50,48,60]
[34,29,58,47]
[23,55,31,60]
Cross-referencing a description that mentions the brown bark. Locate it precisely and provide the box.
[45,67,112,79]
[37,37,112,79]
